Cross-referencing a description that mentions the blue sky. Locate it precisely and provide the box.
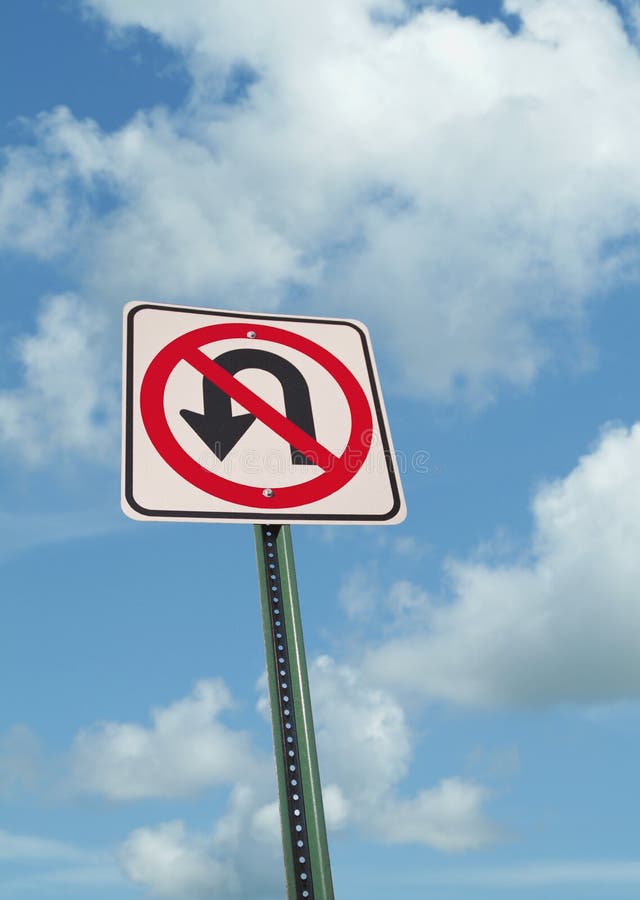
[1,0,640,897]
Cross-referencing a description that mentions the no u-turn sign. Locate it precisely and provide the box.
[122,302,406,524]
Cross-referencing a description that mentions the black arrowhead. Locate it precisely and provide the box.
[180,377,255,461]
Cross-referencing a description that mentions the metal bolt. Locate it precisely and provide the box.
[263,487,274,498]
[247,330,257,339]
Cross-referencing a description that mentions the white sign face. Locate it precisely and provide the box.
[122,302,406,524]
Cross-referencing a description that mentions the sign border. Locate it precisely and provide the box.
[123,302,405,523]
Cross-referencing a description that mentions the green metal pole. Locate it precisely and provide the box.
[254,524,335,900]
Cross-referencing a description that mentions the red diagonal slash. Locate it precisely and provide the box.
[184,347,339,472]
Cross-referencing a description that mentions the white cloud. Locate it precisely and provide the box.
[1,105,308,306]
[311,654,412,799]
[72,679,264,799]
[0,293,118,465]
[71,680,286,895]
[114,661,496,897]
[309,655,496,848]
[67,680,283,896]
[120,822,239,899]
[0,114,103,260]
[0,0,639,459]
[90,668,496,854]
[119,784,286,898]
[66,660,496,897]
[364,422,640,707]
[321,783,351,831]
[378,777,498,851]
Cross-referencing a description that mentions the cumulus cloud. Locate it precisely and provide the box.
[72,679,264,799]
[0,0,639,458]
[0,293,118,465]
[311,654,413,802]
[364,422,640,707]
[120,821,240,899]
[76,669,494,849]
[68,679,289,895]
[378,777,497,851]
[309,655,496,849]
[68,678,285,897]
[0,112,105,260]
[120,794,286,899]
[67,667,497,897]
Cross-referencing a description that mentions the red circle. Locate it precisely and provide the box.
[140,323,373,509]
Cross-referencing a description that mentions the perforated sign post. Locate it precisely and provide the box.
[122,302,407,899]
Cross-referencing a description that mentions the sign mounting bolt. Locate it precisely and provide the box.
[263,488,274,498]
[247,330,257,339]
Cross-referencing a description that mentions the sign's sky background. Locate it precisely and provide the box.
[1,1,640,897]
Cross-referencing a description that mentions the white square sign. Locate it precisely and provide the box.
[122,302,406,524]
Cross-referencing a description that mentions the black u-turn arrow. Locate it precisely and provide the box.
[180,348,317,464]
